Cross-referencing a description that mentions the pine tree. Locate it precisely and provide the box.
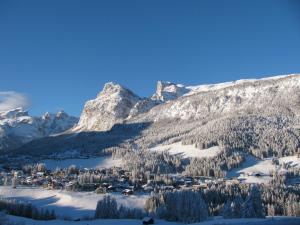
[242,185,265,218]
[11,177,17,189]
[145,190,208,223]
[222,195,243,218]
[267,204,275,216]
[231,195,243,218]
[50,209,56,220]
[0,211,8,225]
[222,200,232,218]
[95,195,118,219]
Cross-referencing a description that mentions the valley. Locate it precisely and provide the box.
[0,74,300,224]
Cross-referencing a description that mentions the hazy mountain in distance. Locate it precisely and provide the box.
[0,108,78,151]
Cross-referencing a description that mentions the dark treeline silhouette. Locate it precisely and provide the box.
[0,198,56,220]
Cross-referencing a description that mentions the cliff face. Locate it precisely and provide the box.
[75,82,140,131]
[151,81,189,102]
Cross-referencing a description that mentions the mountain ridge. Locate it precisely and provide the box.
[76,74,300,132]
[0,108,78,151]
[5,73,300,159]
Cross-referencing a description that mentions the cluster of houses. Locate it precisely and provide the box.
[0,163,241,195]
[2,162,294,196]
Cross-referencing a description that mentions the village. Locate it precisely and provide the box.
[0,162,258,196]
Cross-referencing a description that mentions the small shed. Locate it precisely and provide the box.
[142,217,154,225]
[122,189,133,196]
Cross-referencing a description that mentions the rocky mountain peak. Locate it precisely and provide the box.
[98,82,123,96]
[151,81,189,102]
[42,112,53,120]
[74,75,300,133]
[11,73,300,159]
[76,82,140,131]
[0,107,29,119]
[55,110,68,119]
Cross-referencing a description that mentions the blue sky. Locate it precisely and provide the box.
[0,0,300,116]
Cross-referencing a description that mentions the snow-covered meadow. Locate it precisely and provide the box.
[0,186,147,219]
[7,215,300,225]
[150,142,221,158]
[228,155,300,183]
[41,156,122,170]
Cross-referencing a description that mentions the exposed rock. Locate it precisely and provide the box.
[151,81,189,102]
[11,74,300,159]
[75,82,140,131]
[139,74,300,121]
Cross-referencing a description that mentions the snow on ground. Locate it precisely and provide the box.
[150,142,221,158]
[7,215,300,225]
[278,155,300,167]
[0,186,147,219]
[228,155,300,184]
[42,156,122,170]
[184,74,297,96]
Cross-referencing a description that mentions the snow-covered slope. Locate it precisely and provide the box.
[0,108,78,151]
[42,155,122,170]
[7,215,300,225]
[76,74,300,131]
[74,80,196,131]
[184,74,292,96]
[137,74,300,121]
[0,186,147,219]
[150,142,221,159]
[41,111,78,135]
[14,74,300,160]
[228,155,300,184]
[151,81,189,102]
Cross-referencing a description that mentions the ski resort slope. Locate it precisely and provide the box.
[150,142,221,158]
[7,215,300,225]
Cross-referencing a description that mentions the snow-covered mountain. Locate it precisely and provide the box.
[136,74,300,121]
[0,108,78,151]
[12,74,300,159]
[151,81,190,102]
[75,74,300,129]
[75,82,140,131]
[3,74,300,224]
[74,80,196,131]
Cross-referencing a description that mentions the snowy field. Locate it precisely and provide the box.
[0,186,147,219]
[41,156,122,170]
[228,155,300,184]
[150,142,221,158]
[7,215,300,225]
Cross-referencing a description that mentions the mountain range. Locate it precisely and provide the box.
[0,108,78,151]
[1,74,300,159]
